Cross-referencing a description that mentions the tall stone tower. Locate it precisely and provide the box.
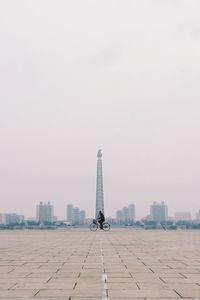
[95,149,104,218]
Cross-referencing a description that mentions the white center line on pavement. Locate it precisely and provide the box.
[101,245,109,300]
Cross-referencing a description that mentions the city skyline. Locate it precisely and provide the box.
[1,1,200,219]
[0,147,199,219]
[1,200,200,222]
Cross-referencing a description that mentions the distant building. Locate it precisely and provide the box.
[36,202,54,224]
[72,207,80,224]
[116,210,123,224]
[175,212,191,222]
[0,213,24,225]
[142,214,151,221]
[128,204,136,222]
[66,204,86,225]
[66,204,73,223]
[106,217,116,225]
[0,214,3,224]
[150,201,168,222]
[53,216,58,222]
[79,210,86,224]
[196,210,200,221]
[26,217,36,222]
[116,204,136,224]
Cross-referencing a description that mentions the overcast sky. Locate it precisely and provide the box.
[0,0,200,219]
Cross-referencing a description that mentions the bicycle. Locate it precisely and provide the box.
[89,219,111,231]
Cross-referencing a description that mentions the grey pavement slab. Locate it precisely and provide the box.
[108,289,178,297]
[0,229,200,298]
[174,286,200,297]
[0,289,39,297]
[71,298,101,300]
[0,299,69,300]
[35,289,72,297]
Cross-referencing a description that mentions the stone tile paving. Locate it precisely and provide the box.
[0,229,200,299]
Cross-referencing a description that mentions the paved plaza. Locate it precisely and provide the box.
[0,229,200,299]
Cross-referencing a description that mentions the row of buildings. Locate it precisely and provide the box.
[1,201,200,225]
[0,213,24,225]
[36,202,86,225]
[116,202,200,224]
[115,202,168,224]
[0,202,86,226]
[147,202,200,223]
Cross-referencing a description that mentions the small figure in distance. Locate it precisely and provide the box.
[97,210,105,230]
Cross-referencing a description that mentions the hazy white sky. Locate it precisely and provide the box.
[0,0,200,219]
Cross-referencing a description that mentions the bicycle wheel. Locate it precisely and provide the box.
[89,223,98,231]
[103,222,110,231]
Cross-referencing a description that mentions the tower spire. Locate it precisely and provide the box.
[95,150,104,218]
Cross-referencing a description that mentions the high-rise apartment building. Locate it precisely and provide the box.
[72,207,80,224]
[79,210,86,224]
[116,210,123,224]
[122,206,130,223]
[116,204,136,224]
[150,201,168,222]
[128,204,136,221]
[66,204,86,225]
[66,204,73,223]
[36,202,54,224]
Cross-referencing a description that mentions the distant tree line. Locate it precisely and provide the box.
[1,220,200,230]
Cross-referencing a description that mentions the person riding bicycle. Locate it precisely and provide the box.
[97,210,105,230]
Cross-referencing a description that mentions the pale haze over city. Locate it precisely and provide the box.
[1,0,200,220]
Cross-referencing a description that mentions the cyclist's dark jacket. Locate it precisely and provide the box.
[97,211,105,223]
